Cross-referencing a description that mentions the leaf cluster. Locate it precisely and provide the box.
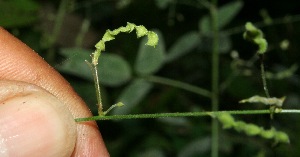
[215,112,289,145]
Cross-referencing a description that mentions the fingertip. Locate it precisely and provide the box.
[0,80,76,157]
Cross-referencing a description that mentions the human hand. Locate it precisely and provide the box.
[0,28,109,157]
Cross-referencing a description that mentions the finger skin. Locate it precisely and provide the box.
[0,80,76,157]
[0,27,109,156]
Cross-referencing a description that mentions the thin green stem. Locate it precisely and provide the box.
[103,102,124,115]
[85,61,103,115]
[145,75,211,98]
[75,109,300,122]
[260,55,270,98]
[281,109,300,113]
[210,0,219,157]
[211,2,219,118]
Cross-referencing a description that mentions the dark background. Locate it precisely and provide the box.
[1,0,300,156]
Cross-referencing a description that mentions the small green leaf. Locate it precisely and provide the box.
[57,48,131,86]
[135,30,165,75]
[239,95,286,108]
[218,1,243,29]
[199,1,243,33]
[113,79,153,115]
[97,53,131,86]
[165,31,200,62]
[199,16,211,34]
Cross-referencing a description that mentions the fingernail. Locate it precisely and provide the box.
[0,81,76,157]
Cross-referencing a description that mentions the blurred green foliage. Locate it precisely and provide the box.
[0,0,39,27]
[2,0,300,156]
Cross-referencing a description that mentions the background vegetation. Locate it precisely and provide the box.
[1,0,300,156]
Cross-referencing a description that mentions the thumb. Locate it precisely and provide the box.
[0,80,76,157]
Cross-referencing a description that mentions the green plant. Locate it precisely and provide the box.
[56,1,299,156]
[71,21,291,156]
[6,0,300,156]
[86,22,158,115]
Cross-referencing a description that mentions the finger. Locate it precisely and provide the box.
[0,80,76,157]
[0,27,109,156]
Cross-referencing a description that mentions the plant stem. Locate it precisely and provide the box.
[85,61,103,115]
[210,0,219,156]
[75,109,300,122]
[145,75,211,98]
[259,55,270,98]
